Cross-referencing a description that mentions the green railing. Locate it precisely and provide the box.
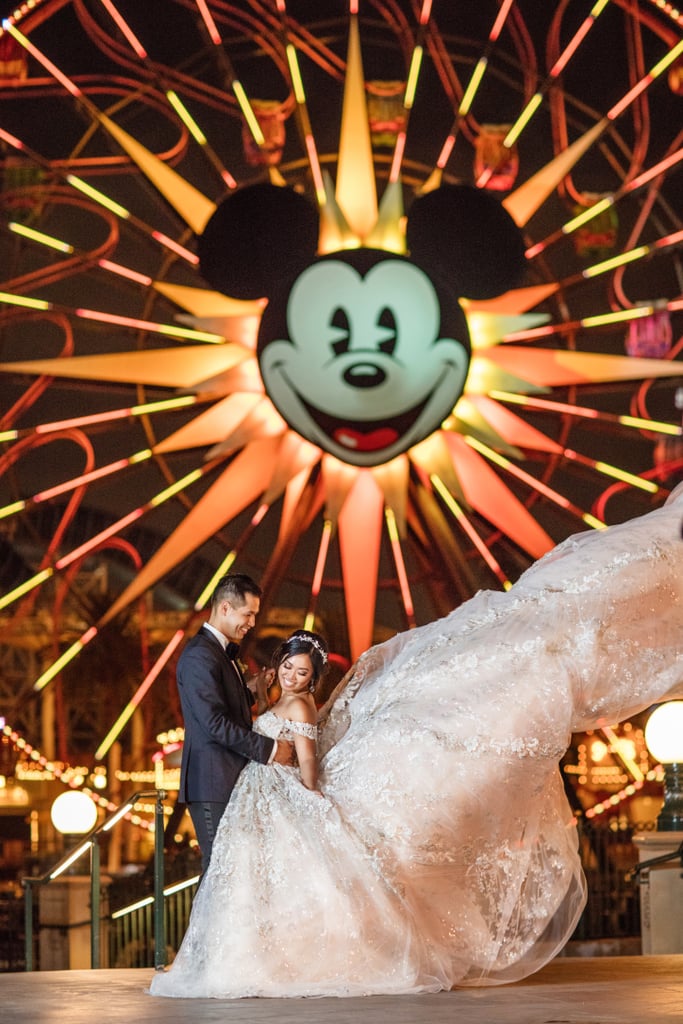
[22,789,167,971]
[109,873,199,968]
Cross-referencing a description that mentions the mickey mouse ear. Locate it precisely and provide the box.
[197,183,319,299]
[406,185,527,300]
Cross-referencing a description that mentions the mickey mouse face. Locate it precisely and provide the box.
[198,182,526,469]
[257,249,470,467]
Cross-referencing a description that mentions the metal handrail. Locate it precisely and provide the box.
[627,840,683,882]
[22,789,167,971]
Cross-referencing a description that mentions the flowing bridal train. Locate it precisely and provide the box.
[150,484,683,999]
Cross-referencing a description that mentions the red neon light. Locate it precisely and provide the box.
[75,308,163,331]
[608,75,653,120]
[195,0,222,45]
[99,0,147,58]
[10,29,82,97]
[437,135,456,168]
[35,409,135,433]
[128,630,185,709]
[489,0,514,42]
[549,16,595,77]
[388,533,415,620]
[653,229,683,250]
[0,127,24,150]
[419,0,433,25]
[250,503,269,526]
[98,259,152,286]
[389,132,407,182]
[310,523,332,598]
[624,148,683,193]
[220,169,238,189]
[151,231,199,264]
[55,509,144,569]
[304,134,325,197]
[33,458,133,502]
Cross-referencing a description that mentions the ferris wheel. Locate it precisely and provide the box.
[0,0,681,761]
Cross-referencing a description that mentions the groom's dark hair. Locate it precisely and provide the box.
[211,573,262,609]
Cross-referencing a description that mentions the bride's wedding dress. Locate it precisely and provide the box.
[150,485,683,998]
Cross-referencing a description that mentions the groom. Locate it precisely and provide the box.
[177,572,292,873]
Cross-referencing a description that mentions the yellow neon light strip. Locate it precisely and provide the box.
[504,0,609,148]
[0,291,50,310]
[458,58,487,116]
[286,44,306,105]
[95,517,259,754]
[466,437,606,530]
[0,500,25,520]
[564,450,660,493]
[433,0,514,172]
[39,400,195,434]
[404,45,424,110]
[528,149,683,259]
[166,90,207,145]
[8,222,73,253]
[66,175,131,219]
[304,520,333,631]
[95,630,185,760]
[430,475,511,589]
[490,392,682,437]
[582,245,649,278]
[195,551,238,608]
[561,196,613,236]
[385,508,416,623]
[233,80,265,144]
[34,627,99,693]
[608,39,683,120]
[73,307,224,342]
[582,306,653,328]
[5,23,82,97]
[503,94,542,148]
[32,456,149,503]
[0,569,53,610]
[149,468,204,507]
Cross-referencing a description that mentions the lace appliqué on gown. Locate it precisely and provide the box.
[150,712,429,998]
[151,491,683,999]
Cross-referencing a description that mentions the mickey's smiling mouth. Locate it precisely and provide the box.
[298,391,435,452]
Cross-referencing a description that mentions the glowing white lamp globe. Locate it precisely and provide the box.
[50,790,98,835]
[645,702,683,764]
[644,701,683,831]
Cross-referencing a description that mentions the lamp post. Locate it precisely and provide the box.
[633,701,683,955]
[40,791,100,969]
[644,701,683,831]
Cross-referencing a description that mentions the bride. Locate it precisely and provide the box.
[150,484,683,999]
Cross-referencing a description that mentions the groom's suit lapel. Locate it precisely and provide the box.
[201,626,253,723]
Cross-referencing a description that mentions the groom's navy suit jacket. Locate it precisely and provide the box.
[177,625,275,804]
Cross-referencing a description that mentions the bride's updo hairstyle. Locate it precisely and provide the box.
[271,630,329,693]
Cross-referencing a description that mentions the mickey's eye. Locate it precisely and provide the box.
[376,307,397,355]
[329,307,350,356]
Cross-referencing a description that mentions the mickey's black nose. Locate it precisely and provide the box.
[343,363,386,388]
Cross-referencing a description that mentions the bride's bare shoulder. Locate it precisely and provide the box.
[274,695,317,725]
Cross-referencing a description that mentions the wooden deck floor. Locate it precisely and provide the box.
[2,955,683,1024]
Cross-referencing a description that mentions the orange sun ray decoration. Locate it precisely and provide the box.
[0,1,681,760]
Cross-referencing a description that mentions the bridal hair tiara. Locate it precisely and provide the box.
[290,632,328,664]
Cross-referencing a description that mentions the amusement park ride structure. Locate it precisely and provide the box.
[0,0,681,786]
